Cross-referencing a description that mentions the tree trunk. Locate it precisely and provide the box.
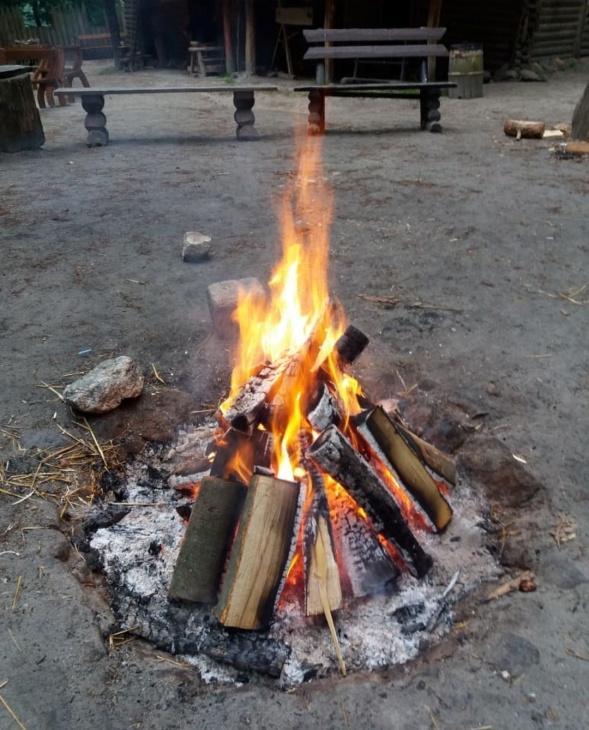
[244,0,255,75]
[0,70,45,153]
[103,0,121,68]
[572,82,589,141]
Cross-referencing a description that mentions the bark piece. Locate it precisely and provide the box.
[357,407,452,531]
[169,477,245,604]
[63,356,144,414]
[308,426,432,577]
[216,474,301,629]
[504,119,545,139]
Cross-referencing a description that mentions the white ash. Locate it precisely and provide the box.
[89,421,500,687]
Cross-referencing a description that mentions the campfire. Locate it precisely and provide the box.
[168,138,456,673]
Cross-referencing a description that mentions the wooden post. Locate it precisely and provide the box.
[245,0,256,75]
[324,0,336,83]
[222,0,235,75]
[81,94,109,147]
[233,89,258,139]
[427,0,443,80]
[0,68,44,153]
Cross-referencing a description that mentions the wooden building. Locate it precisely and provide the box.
[123,0,589,74]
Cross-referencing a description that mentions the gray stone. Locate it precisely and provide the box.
[182,231,212,263]
[520,69,545,83]
[488,633,540,677]
[63,356,144,414]
[207,277,266,339]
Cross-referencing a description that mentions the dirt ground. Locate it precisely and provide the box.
[1,61,588,729]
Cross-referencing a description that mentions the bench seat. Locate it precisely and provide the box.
[54,85,277,146]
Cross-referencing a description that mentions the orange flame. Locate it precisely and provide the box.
[221,135,363,480]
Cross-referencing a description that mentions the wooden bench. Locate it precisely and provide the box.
[294,28,456,134]
[53,86,278,146]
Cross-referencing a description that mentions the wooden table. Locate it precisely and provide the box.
[0,46,65,108]
[54,85,278,147]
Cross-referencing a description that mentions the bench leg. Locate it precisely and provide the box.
[308,90,325,135]
[420,89,442,133]
[233,90,258,140]
[81,94,109,147]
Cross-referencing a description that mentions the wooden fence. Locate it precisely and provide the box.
[0,5,109,47]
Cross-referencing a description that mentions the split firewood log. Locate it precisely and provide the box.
[504,119,545,139]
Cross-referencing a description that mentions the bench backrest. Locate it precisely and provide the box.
[303,27,449,60]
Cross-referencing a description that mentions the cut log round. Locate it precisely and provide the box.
[0,68,45,153]
[504,119,545,139]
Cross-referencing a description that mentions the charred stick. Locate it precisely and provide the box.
[308,425,433,578]
[210,428,273,482]
[307,382,343,432]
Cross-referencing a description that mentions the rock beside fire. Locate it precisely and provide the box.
[63,356,144,414]
[182,232,212,262]
[207,277,266,339]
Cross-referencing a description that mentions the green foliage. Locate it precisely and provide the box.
[0,0,106,28]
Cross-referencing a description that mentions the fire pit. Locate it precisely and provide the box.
[84,138,502,686]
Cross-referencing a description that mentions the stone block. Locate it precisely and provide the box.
[206,277,265,339]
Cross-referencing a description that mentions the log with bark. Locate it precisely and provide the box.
[504,119,545,139]
[334,325,369,365]
[393,419,456,485]
[356,407,452,531]
[308,425,433,578]
[169,477,245,604]
[216,474,302,629]
[307,382,342,431]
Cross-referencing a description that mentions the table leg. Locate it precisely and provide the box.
[81,94,109,146]
[233,90,258,140]
[420,89,442,133]
[308,90,325,135]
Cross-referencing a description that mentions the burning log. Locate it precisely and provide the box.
[334,325,369,365]
[169,477,245,604]
[308,426,433,578]
[220,358,293,434]
[393,420,456,486]
[328,486,399,598]
[210,427,273,481]
[357,407,453,531]
[216,473,302,630]
[307,382,342,431]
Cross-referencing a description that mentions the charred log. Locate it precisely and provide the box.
[328,487,399,598]
[308,426,433,578]
[307,382,342,431]
[215,474,302,630]
[334,325,369,365]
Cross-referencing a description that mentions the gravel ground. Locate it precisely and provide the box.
[1,61,588,729]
